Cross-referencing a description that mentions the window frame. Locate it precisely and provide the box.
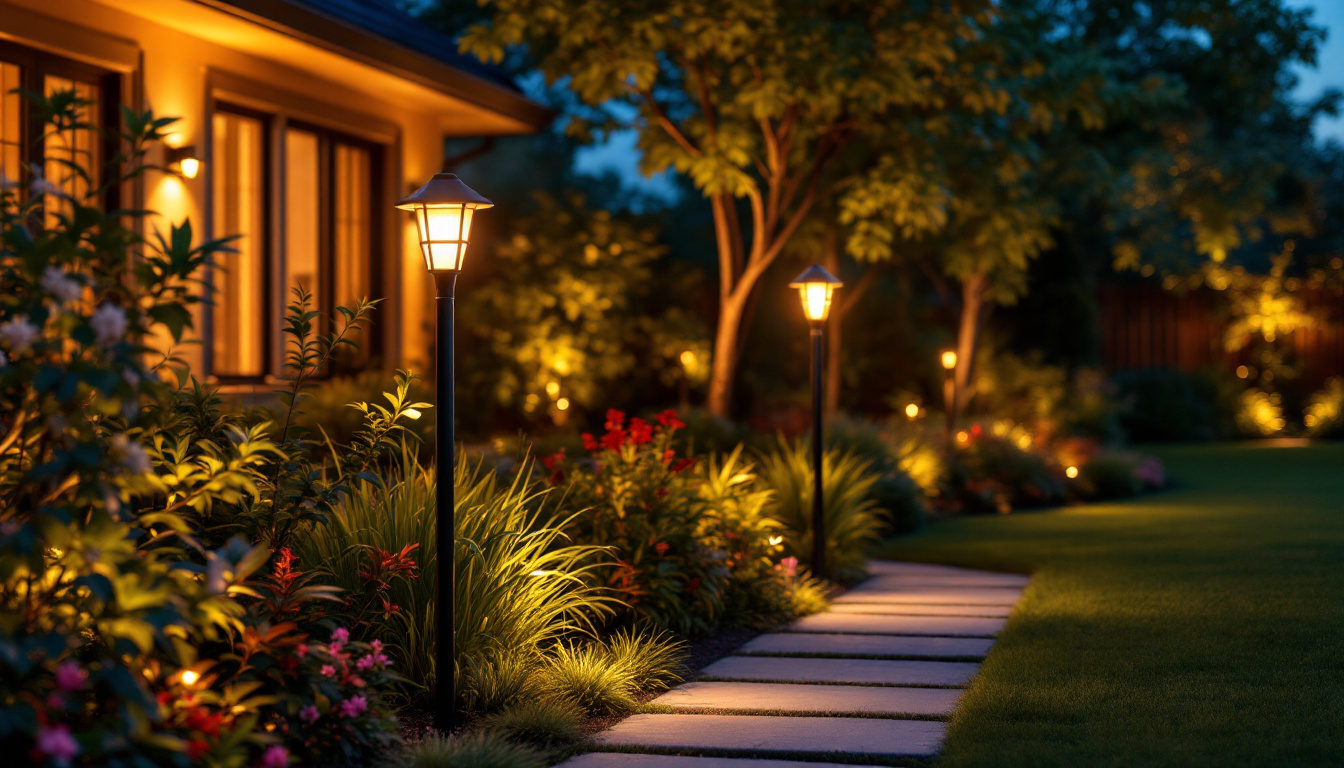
[207,101,385,383]
[0,38,122,212]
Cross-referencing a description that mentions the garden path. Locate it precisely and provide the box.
[557,560,1029,767]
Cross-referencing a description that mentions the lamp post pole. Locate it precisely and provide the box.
[809,321,825,576]
[789,264,842,580]
[941,350,957,448]
[396,172,492,736]
[434,270,457,734]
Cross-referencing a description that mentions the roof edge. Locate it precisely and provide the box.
[191,0,553,132]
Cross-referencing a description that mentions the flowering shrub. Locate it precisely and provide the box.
[1070,451,1166,499]
[941,426,1064,513]
[1305,377,1344,438]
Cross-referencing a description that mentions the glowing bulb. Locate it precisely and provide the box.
[556,397,570,411]
[680,350,695,367]
[1065,466,1079,479]
[956,430,969,444]
[904,403,919,419]
[1017,435,1032,450]
[802,283,830,321]
[178,157,200,179]
[545,381,560,397]
[180,670,200,686]
[768,535,784,546]
[941,350,958,370]
[1236,365,1249,379]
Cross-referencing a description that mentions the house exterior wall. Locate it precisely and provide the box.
[1,0,516,380]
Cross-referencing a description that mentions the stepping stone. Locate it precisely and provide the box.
[651,681,961,716]
[701,656,979,687]
[594,714,946,757]
[559,755,889,768]
[739,632,995,659]
[837,585,1023,605]
[792,613,1005,637]
[829,603,1013,618]
[865,563,1029,588]
[867,560,1027,579]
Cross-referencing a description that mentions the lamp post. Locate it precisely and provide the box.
[789,264,842,579]
[396,173,493,734]
[940,349,958,446]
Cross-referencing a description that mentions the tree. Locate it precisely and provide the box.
[462,0,1007,416]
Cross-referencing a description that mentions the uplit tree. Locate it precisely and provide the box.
[462,0,1007,416]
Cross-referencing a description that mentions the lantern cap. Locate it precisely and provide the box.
[395,173,493,210]
[788,264,843,288]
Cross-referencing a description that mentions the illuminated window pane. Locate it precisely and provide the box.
[334,142,371,366]
[0,61,20,186]
[211,111,266,378]
[42,75,100,226]
[284,128,321,334]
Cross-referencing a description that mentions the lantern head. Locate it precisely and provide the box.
[941,349,958,371]
[789,264,843,324]
[396,173,493,273]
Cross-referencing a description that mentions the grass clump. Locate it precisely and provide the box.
[604,627,688,691]
[481,697,584,747]
[541,628,687,714]
[391,731,545,768]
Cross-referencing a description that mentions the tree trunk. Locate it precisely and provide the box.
[952,271,988,426]
[707,292,746,417]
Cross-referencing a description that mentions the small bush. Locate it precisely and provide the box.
[1113,368,1236,441]
[1236,388,1286,436]
[943,430,1063,513]
[481,697,584,747]
[758,439,887,583]
[458,649,544,714]
[1305,378,1344,438]
[605,627,688,691]
[393,731,546,768]
[1075,451,1165,499]
[541,642,640,714]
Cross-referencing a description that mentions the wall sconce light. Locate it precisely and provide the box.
[167,146,201,179]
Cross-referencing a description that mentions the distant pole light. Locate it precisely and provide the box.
[905,402,920,420]
[397,172,493,736]
[789,264,842,580]
[941,348,958,447]
[1065,465,1079,479]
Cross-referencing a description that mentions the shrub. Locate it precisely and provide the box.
[1236,388,1286,436]
[942,429,1063,513]
[392,731,546,768]
[540,641,639,714]
[1112,368,1237,441]
[826,417,930,534]
[1075,451,1166,499]
[1305,378,1344,438]
[480,697,584,747]
[603,627,688,691]
[299,448,615,709]
[757,439,886,583]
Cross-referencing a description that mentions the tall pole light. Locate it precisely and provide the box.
[789,265,842,579]
[396,173,493,734]
[940,349,958,447]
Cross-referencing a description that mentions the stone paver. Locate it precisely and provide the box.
[829,602,1013,618]
[559,755,889,768]
[836,585,1023,605]
[791,612,1005,637]
[866,561,1029,587]
[701,656,979,687]
[739,632,995,659]
[651,681,961,716]
[595,714,947,757]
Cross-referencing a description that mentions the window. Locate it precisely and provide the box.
[210,104,380,380]
[0,41,117,211]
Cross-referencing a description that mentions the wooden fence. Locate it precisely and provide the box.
[1098,283,1344,392]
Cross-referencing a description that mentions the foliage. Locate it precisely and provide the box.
[1235,388,1286,437]
[1074,451,1166,500]
[825,417,930,535]
[756,439,886,583]
[390,731,546,768]
[298,449,615,708]
[1112,368,1238,442]
[1304,378,1344,438]
[539,628,684,716]
[941,428,1063,514]
[479,697,584,748]
[976,352,1123,444]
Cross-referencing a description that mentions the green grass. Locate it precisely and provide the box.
[877,442,1344,767]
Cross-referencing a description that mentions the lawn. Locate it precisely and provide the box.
[877,442,1344,768]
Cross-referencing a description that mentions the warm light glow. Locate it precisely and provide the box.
[680,350,695,367]
[180,670,200,687]
[178,157,201,179]
[1236,365,1249,379]
[956,430,969,444]
[556,397,570,411]
[412,204,478,272]
[768,536,784,546]
[941,350,958,370]
[904,403,920,419]
[799,283,835,322]
[1017,435,1032,450]
[1065,465,1079,479]
[545,381,561,397]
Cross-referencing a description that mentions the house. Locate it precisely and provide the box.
[0,0,549,381]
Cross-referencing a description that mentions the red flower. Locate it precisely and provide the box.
[186,739,211,761]
[601,429,627,452]
[661,449,676,465]
[605,409,626,431]
[656,409,685,430]
[628,417,653,445]
[540,450,565,470]
[184,707,223,737]
[654,541,669,556]
[671,458,697,474]
[686,576,701,593]
[581,433,599,452]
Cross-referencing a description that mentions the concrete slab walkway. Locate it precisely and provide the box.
[556,561,1029,767]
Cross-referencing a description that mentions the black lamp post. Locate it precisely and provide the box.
[940,349,958,447]
[789,264,842,578]
[396,173,493,734]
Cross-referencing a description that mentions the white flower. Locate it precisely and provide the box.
[111,433,152,475]
[40,267,83,306]
[0,317,40,354]
[90,303,128,347]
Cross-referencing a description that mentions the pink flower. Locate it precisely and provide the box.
[340,695,368,718]
[320,664,336,678]
[329,640,344,654]
[295,643,308,659]
[332,627,349,644]
[370,640,383,653]
[35,725,79,765]
[54,661,86,692]
[257,744,289,768]
[779,556,799,578]
[299,705,320,724]
[356,655,374,671]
